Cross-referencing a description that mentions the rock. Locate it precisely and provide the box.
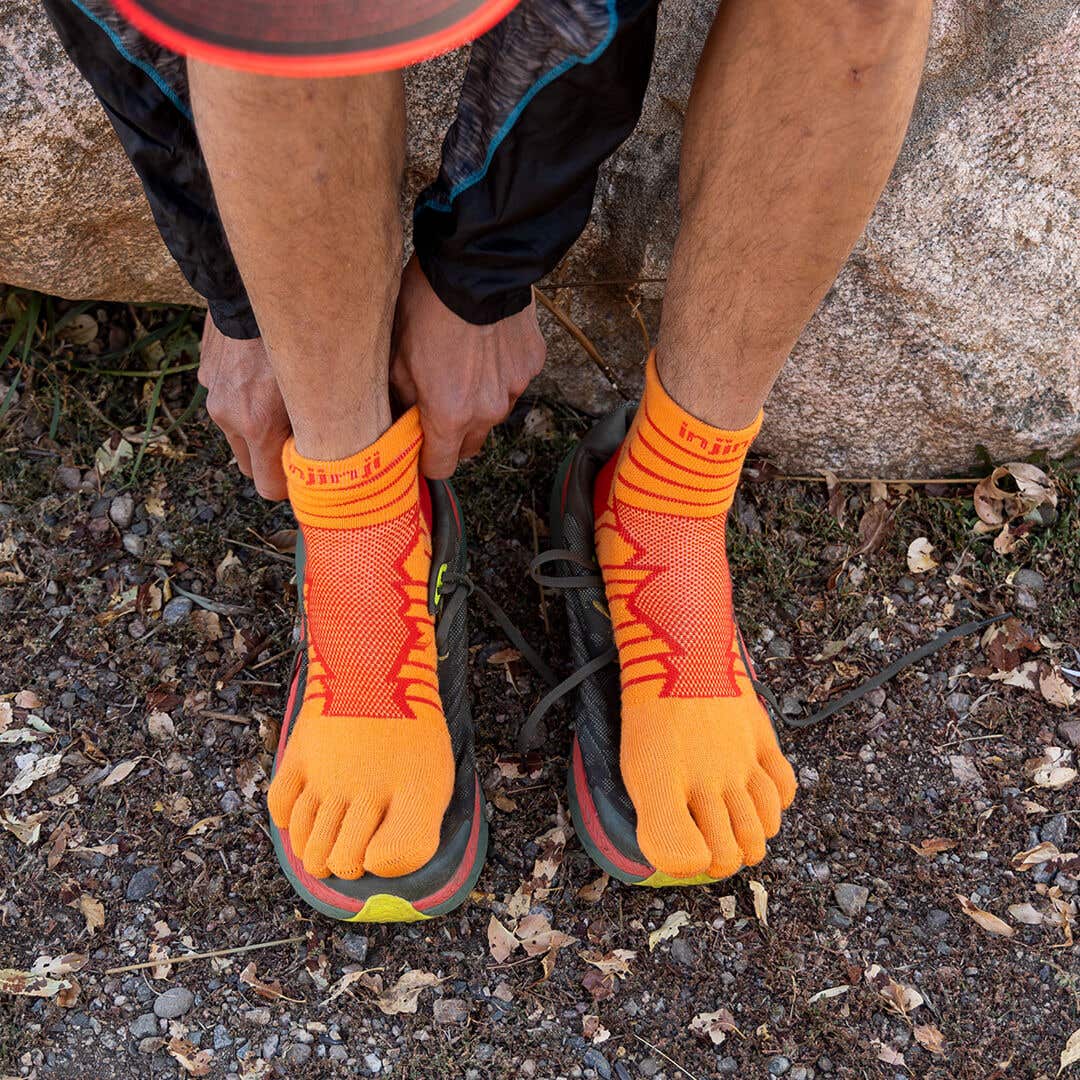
[717,1058,739,1074]
[1057,721,1080,749]
[153,987,194,1019]
[340,932,368,963]
[161,597,193,626]
[283,1043,311,1066]
[798,766,820,789]
[125,866,161,901]
[833,882,870,918]
[669,937,696,967]
[1014,569,1046,594]
[108,494,134,529]
[583,1049,612,1080]
[362,1052,383,1075]
[768,1057,792,1076]
[638,1059,662,1078]
[1041,814,1069,847]
[55,465,81,491]
[129,1013,157,1039]
[433,998,468,1025]
[6,2,1078,475]
[926,908,950,930]
[122,534,145,557]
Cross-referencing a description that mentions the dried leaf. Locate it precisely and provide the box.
[648,910,690,952]
[717,895,737,920]
[582,1014,610,1045]
[14,690,42,709]
[577,873,609,903]
[1041,668,1077,708]
[875,1041,906,1066]
[1007,903,1045,926]
[3,752,62,796]
[488,916,518,963]
[191,610,223,641]
[580,949,635,978]
[906,537,938,574]
[854,500,895,557]
[321,967,381,1007]
[914,1024,946,1056]
[240,962,286,1002]
[807,985,850,1005]
[1061,1028,1080,1074]
[689,1009,729,1046]
[493,752,544,781]
[866,964,923,1016]
[373,970,441,1016]
[1012,841,1060,870]
[0,969,70,999]
[100,758,139,788]
[487,647,522,666]
[749,880,768,926]
[908,837,958,857]
[957,894,1015,937]
[78,894,105,936]
[167,1037,213,1076]
[0,810,45,846]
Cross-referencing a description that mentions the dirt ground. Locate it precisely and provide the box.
[1,291,1078,1080]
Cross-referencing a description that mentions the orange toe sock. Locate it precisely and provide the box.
[594,353,797,879]
[267,409,454,880]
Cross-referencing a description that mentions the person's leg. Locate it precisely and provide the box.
[187,64,453,880]
[598,0,932,877]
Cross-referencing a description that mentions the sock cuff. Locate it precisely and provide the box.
[644,351,763,452]
[614,353,761,517]
[283,408,422,529]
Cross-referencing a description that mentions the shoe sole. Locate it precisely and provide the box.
[550,427,721,889]
[269,478,488,922]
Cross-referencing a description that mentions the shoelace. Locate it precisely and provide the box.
[518,550,1009,748]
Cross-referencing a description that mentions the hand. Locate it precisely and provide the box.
[198,318,292,500]
[390,254,546,478]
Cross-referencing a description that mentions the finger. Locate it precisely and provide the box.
[419,421,467,480]
[224,432,253,479]
[457,426,490,462]
[250,438,290,501]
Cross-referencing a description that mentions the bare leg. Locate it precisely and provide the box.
[599,2,932,881]
[187,63,405,457]
[187,67,456,884]
[658,0,932,426]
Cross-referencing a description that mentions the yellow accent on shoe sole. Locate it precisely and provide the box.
[636,870,719,888]
[345,893,432,923]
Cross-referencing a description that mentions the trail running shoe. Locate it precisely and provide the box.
[270,478,487,921]
[539,408,780,887]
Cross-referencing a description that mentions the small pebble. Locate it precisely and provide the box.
[284,1044,311,1066]
[669,937,696,967]
[798,766,820,788]
[109,495,135,529]
[125,866,161,902]
[162,597,193,626]
[433,998,467,1025]
[1057,720,1080,749]
[1042,814,1069,847]
[122,533,145,556]
[583,1049,611,1080]
[153,987,194,1019]
[638,1058,661,1077]
[129,1014,157,1039]
[833,882,869,917]
[363,1052,383,1075]
[1014,568,1045,594]
[340,932,368,963]
[768,1056,792,1076]
[55,466,82,491]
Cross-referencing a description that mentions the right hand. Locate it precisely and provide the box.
[198,318,291,500]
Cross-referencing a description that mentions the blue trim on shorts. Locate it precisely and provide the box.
[418,0,618,214]
[68,0,192,119]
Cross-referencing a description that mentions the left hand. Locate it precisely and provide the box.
[390,254,547,478]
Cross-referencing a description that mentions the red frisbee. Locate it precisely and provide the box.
[109,0,521,76]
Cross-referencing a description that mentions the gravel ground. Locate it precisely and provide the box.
[0,295,1078,1079]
